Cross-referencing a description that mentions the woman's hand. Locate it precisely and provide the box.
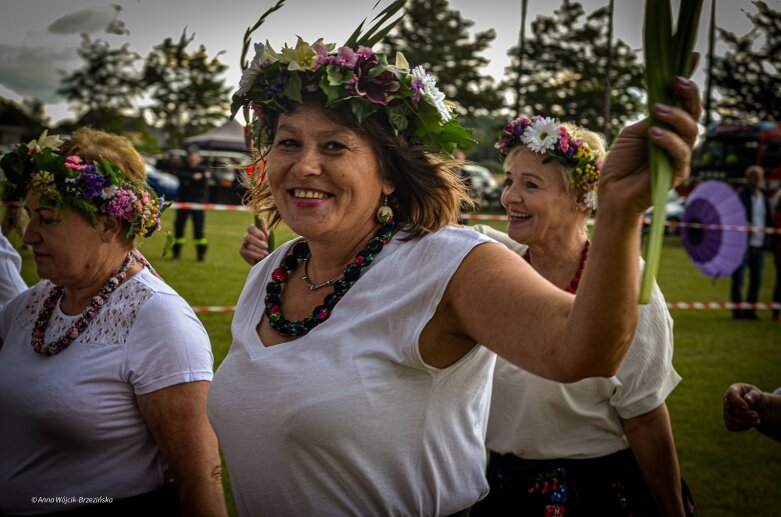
[239,220,270,265]
[598,76,703,216]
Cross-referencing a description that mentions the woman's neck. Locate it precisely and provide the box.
[527,230,589,291]
[60,249,138,315]
[304,222,383,284]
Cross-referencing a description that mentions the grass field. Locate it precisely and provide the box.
[10,208,781,516]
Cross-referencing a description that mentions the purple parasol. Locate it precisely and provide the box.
[680,180,748,278]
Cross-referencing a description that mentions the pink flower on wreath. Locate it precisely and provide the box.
[318,46,359,69]
[64,155,84,171]
[104,188,138,222]
[558,127,570,153]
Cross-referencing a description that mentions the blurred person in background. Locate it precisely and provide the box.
[172,145,210,261]
[731,165,773,320]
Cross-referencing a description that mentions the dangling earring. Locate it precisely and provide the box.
[377,196,394,224]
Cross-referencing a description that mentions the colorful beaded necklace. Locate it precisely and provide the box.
[523,239,590,294]
[264,218,396,337]
[31,253,136,356]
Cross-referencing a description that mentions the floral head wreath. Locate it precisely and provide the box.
[0,131,166,239]
[231,35,476,154]
[495,116,604,210]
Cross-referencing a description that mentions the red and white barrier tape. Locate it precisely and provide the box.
[665,302,781,310]
[190,302,781,313]
[4,200,780,234]
[169,202,249,211]
[642,218,781,235]
[192,306,238,313]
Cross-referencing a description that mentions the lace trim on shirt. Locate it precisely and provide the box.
[17,277,155,346]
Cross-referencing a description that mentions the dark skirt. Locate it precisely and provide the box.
[470,449,696,517]
[9,484,180,517]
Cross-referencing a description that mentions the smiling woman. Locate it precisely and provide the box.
[206,25,702,516]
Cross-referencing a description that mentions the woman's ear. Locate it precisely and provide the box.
[100,216,124,243]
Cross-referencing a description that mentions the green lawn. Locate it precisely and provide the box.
[11,209,781,516]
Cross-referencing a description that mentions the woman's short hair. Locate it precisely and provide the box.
[60,127,147,182]
[58,127,148,246]
[243,94,472,239]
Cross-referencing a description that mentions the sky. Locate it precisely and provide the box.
[0,0,773,125]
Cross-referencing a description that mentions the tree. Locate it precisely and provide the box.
[57,34,141,117]
[0,97,48,141]
[711,0,781,122]
[142,30,231,149]
[503,0,645,142]
[383,0,503,116]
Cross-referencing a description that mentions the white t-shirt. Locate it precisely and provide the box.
[750,192,767,248]
[0,268,214,514]
[208,227,497,517]
[0,229,26,309]
[474,226,682,459]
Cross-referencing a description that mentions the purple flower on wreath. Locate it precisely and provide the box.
[78,172,110,200]
[411,79,424,102]
[350,47,399,105]
[265,75,287,96]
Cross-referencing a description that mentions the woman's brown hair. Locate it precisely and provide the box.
[243,94,473,239]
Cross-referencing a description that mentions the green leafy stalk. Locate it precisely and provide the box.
[640,0,702,303]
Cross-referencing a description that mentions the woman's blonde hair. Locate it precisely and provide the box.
[60,127,146,182]
[504,122,607,204]
[242,96,472,239]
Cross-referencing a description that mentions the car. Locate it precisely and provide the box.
[462,164,504,211]
[145,163,180,201]
[644,189,686,235]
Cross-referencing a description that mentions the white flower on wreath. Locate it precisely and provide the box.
[27,130,64,154]
[236,43,266,98]
[411,65,452,122]
[583,188,598,211]
[521,117,559,153]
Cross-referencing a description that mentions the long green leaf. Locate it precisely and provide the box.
[640,0,702,303]
[345,0,406,48]
[239,0,286,69]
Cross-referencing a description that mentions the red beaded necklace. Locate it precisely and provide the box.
[523,240,590,294]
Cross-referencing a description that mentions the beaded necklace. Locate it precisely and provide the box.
[523,239,590,294]
[264,218,396,337]
[31,253,136,356]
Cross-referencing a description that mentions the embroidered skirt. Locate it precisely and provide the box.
[470,449,696,517]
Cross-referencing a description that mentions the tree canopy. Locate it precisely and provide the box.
[142,30,231,149]
[503,0,645,142]
[383,0,503,116]
[711,0,781,122]
[57,34,141,117]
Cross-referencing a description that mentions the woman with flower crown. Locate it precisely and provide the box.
[467,119,693,516]
[0,128,227,516]
[207,34,701,516]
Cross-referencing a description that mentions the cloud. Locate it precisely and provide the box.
[47,9,113,35]
[0,44,78,103]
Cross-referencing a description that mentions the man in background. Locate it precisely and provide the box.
[172,146,210,261]
[731,165,773,319]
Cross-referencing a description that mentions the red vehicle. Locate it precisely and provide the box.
[690,121,781,195]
